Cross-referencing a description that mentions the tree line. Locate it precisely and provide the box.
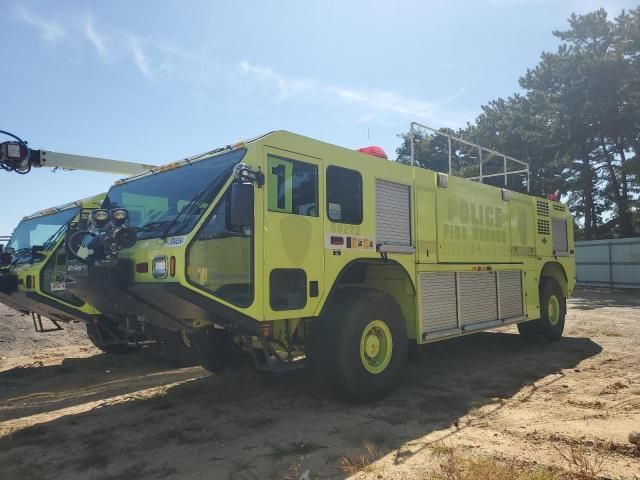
[397,8,640,240]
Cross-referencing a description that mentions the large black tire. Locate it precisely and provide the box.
[189,328,243,373]
[86,317,138,354]
[148,327,198,367]
[309,288,407,402]
[517,278,566,342]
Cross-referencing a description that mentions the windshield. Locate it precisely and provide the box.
[8,207,80,252]
[102,148,247,240]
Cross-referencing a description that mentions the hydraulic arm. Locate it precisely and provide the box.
[0,130,154,176]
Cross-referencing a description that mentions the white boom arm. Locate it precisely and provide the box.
[0,130,154,176]
[31,150,154,175]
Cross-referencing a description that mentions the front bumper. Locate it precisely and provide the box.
[0,282,95,323]
[129,283,261,335]
[67,260,260,334]
[66,260,189,332]
[0,273,28,313]
[0,273,18,295]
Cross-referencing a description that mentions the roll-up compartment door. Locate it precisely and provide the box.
[376,179,411,246]
[552,218,569,254]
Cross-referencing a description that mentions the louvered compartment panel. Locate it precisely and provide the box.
[536,200,550,216]
[498,271,523,319]
[376,179,411,246]
[419,272,458,334]
[552,218,568,254]
[458,272,498,325]
[537,219,550,235]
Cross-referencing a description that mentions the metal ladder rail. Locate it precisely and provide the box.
[409,121,530,192]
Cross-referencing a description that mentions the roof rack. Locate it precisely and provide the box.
[409,122,530,192]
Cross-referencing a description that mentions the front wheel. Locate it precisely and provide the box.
[189,328,244,373]
[147,326,198,367]
[518,278,566,342]
[86,317,138,354]
[309,288,407,402]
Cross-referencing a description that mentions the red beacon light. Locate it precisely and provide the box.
[547,190,561,202]
[357,145,388,160]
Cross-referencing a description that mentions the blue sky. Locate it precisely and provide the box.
[0,0,636,235]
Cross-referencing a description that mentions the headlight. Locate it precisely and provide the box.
[152,256,168,278]
[92,209,110,228]
[111,208,128,225]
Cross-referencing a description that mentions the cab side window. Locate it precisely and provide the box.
[267,155,318,217]
[326,166,363,224]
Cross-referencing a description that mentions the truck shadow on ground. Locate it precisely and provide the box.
[0,348,202,423]
[0,330,602,480]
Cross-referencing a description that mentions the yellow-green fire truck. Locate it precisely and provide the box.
[66,126,575,400]
[0,197,196,364]
[0,195,139,351]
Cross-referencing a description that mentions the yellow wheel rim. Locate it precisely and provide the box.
[548,295,561,326]
[360,320,393,374]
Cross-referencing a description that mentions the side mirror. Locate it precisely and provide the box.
[228,182,253,229]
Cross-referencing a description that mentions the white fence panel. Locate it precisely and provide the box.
[575,237,640,288]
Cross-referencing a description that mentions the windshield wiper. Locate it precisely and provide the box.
[160,172,230,240]
[136,220,171,233]
[11,247,32,264]
[42,223,69,251]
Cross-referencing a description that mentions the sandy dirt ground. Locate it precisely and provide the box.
[0,287,639,480]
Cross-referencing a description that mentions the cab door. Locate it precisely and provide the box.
[262,147,325,320]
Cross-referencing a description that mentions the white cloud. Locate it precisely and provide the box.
[239,60,469,127]
[82,12,109,59]
[329,87,439,120]
[17,7,162,81]
[15,9,472,127]
[81,12,156,79]
[239,61,319,101]
[126,35,153,79]
[16,6,65,43]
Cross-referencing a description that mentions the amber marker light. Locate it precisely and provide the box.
[169,256,176,277]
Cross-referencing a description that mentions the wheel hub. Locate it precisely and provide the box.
[365,334,380,357]
[548,295,561,326]
[359,320,393,375]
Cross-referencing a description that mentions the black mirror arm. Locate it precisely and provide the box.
[233,163,264,187]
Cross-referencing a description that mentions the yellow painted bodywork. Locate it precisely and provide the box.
[7,194,106,319]
[115,131,575,342]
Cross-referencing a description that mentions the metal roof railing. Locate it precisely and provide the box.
[409,122,530,192]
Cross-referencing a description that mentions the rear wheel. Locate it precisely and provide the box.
[309,288,407,402]
[86,317,138,354]
[517,278,566,342]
